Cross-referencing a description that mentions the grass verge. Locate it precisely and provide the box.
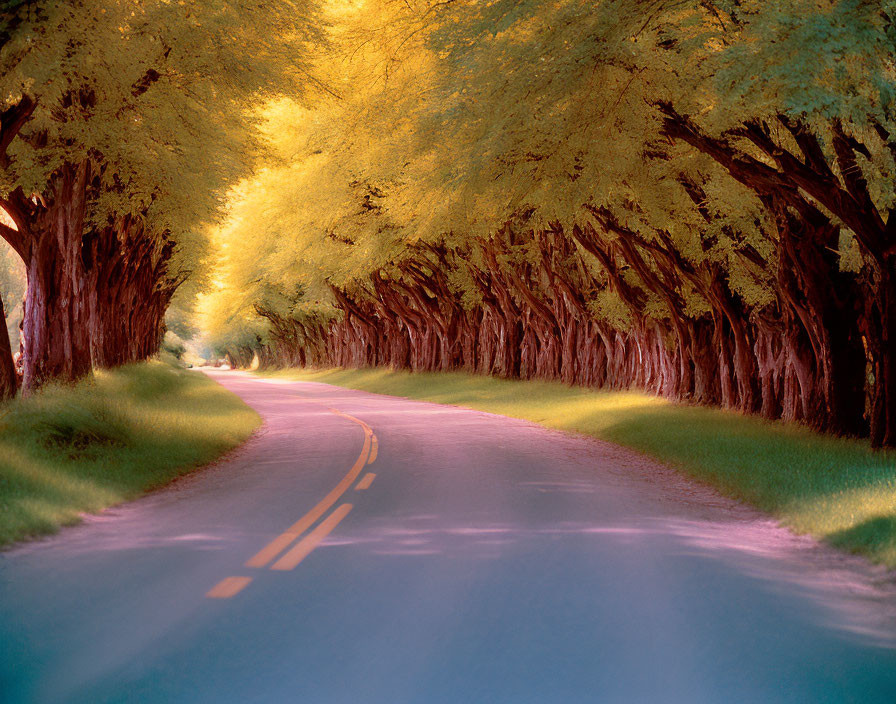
[261,366,896,568]
[0,361,260,547]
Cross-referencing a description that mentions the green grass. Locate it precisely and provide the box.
[0,361,260,546]
[261,366,896,568]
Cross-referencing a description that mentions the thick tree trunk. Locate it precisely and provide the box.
[1,159,180,393]
[0,293,16,400]
[773,203,866,436]
[21,163,92,392]
[868,260,896,447]
[277,210,884,447]
[84,221,178,369]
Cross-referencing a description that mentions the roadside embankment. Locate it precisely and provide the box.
[0,362,260,546]
[260,367,896,568]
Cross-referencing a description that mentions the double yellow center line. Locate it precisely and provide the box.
[207,405,378,599]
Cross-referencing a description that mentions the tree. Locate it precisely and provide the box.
[197,0,896,446]
[0,0,323,391]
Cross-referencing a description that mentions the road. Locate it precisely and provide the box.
[2,370,896,703]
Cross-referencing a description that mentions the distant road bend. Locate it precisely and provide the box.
[2,370,896,703]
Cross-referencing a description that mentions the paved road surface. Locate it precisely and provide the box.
[3,370,896,703]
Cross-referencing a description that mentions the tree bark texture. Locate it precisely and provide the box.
[0,291,16,401]
[0,161,180,393]
[228,218,888,446]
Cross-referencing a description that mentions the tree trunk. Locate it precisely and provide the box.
[21,163,92,392]
[0,293,16,400]
[868,259,896,447]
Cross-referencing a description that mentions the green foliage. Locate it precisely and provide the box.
[0,0,34,48]
[200,0,806,329]
[191,0,895,446]
[0,0,325,298]
[161,330,186,360]
[164,298,199,342]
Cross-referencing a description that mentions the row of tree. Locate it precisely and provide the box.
[204,0,896,446]
[0,0,321,398]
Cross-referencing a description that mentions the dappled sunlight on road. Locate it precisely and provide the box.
[298,510,896,648]
[520,480,598,494]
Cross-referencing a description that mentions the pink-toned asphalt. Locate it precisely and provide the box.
[2,369,896,703]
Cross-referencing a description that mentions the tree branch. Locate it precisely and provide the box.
[0,94,36,167]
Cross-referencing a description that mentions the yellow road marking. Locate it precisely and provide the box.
[330,408,373,437]
[367,435,378,464]
[355,472,376,490]
[245,409,372,569]
[206,576,253,599]
[271,503,354,571]
[244,531,303,569]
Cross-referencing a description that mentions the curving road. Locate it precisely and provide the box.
[3,370,896,703]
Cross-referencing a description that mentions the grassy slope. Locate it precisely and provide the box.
[263,367,896,568]
[0,362,260,546]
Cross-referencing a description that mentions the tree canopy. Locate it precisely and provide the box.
[200,0,896,446]
[3,0,895,446]
[0,0,323,391]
